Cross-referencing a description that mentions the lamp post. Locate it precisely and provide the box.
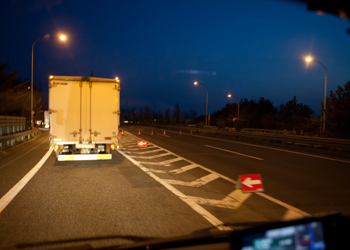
[305,56,327,137]
[31,34,66,130]
[228,94,240,119]
[194,81,208,126]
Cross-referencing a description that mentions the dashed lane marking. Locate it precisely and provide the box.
[205,145,263,160]
[189,133,350,164]
[156,133,171,137]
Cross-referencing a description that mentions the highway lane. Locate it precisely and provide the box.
[0,130,50,200]
[0,131,212,249]
[122,126,350,217]
[1,128,349,249]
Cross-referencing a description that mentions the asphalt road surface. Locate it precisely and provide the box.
[0,127,349,249]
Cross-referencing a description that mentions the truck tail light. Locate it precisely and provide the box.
[110,144,116,150]
[53,145,59,151]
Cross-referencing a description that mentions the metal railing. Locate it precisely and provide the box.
[0,129,38,148]
[0,116,26,136]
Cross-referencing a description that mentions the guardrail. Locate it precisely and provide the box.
[130,124,350,152]
[241,128,297,135]
[0,129,39,148]
[0,116,26,136]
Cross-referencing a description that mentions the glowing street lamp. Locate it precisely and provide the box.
[305,56,312,62]
[228,93,240,119]
[305,56,327,137]
[31,34,67,129]
[194,81,209,126]
[59,34,67,41]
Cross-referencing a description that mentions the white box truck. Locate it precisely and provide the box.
[49,75,120,161]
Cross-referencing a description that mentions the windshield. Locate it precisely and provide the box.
[0,0,349,249]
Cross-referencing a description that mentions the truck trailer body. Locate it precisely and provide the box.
[49,75,120,161]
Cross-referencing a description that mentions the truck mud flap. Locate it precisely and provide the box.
[57,154,112,161]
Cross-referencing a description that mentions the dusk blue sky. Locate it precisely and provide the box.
[1,0,349,116]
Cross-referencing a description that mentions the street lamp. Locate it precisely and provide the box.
[194,81,209,126]
[31,34,67,130]
[305,56,327,137]
[228,93,240,119]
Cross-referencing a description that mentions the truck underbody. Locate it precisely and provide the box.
[52,142,117,161]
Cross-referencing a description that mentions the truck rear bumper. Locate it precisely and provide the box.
[57,154,112,161]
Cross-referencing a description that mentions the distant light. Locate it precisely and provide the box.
[115,77,120,82]
[59,34,66,41]
[228,94,232,98]
[305,57,312,62]
[49,75,54,79]
[194,81,198,85]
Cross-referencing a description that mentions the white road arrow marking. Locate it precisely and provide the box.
[138,141,147,146]
[242,177,261,188]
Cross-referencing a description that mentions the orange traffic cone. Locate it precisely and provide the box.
[138,129,141,135]
[151,129,153,135]
[122,130,124,135]
[190,130,192,135]
[163,130,166,135]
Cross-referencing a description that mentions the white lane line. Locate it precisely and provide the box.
[205,145,264,161]
[257,192,310,218]
[122,142,155,151]
[122,148,164,155]
[137,157,182,166]
[122,146,157,151]
[156,133,171,137]
[164,173,219,187]
[170,164,198,174]
[0,149,53,214]
[194,134,349,164]
[0,137,47,170]
[131,152,172,159]
[187,190,251,209]
[118,150,231,231]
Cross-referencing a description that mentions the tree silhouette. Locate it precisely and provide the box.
[0,62,42,124]
[278,96,314,131]
[326,81,350,138]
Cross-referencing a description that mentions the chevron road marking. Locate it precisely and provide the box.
[163,173,219,187]
[131,152,172,159]
[119,130,310,226]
